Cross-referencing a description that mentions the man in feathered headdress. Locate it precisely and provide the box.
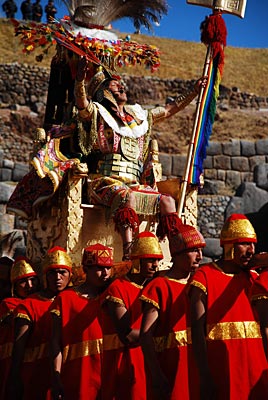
[73,56,205,260]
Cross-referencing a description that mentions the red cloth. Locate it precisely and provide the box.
[101,277,147,400]
[190,263,268,400]
[14,293,54,400]
[50,288,103,400]
[0,297,21,400]
[140,276,198,400]
[251,269,268,300]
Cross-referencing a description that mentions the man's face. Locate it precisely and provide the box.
[176,248,203,275]
[108,80,127,104]
[46,268,71,293]
[15,276,39,298]
[140,258,160,280]
[85,265,112,288]
[233,242,255,268]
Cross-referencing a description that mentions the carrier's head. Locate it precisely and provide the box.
[169,223,206,258]
[82,243,113,287]
[130,231,163,276]
[220,214,257,262]
[43,246,73,292]
[11,256,39,298]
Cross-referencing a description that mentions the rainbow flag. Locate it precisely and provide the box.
[188,13,227,185]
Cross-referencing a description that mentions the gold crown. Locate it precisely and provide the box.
[43,247,72,273]
[11,257,37,283]
[220,214,257,245]
[131,232,163,260]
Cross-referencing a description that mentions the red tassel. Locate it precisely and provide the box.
[156,212,183,240]
[113,207,139,233]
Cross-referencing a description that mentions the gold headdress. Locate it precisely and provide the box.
[220,214,257,260]
[43,246,73,273]
[130,231,163,273]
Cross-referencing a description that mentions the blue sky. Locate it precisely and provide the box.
[3,0,268,48]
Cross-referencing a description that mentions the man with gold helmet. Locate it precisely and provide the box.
[7,246,72,400]
[74,57,206,260]
[140,221,206,400]
[189,214,268,400]
[50,243,112,400]
[100,231,163,399]
[0,256,40,400]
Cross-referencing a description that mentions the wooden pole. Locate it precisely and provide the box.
[177,44,212,218]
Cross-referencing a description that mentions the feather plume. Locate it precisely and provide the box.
[60,0,168,31]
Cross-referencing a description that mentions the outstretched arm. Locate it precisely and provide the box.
[74,57,93,119]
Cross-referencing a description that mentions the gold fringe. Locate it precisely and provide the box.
[140,295,160,309]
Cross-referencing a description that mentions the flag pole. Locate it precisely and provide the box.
[177,44,212,218]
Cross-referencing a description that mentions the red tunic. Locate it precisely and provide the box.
[190,263,268,400]
[101,277,147,400]
[0,297,21,400]
[14,293,54,400]
[251,269,268,300]
[140,276,198,400]
[50,288,102,400]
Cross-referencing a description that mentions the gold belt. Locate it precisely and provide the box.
[98,154,143,181]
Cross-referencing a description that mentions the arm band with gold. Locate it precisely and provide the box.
[74,79,94,119]
[174,85,199,111]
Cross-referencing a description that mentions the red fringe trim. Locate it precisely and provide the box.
[156,212,183,240]
[113,207,139,233]
[201,13,227,75]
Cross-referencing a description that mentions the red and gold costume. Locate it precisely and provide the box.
[190,262,268,400]
[13,294,54,400]
[50,288,103,400]
[140,276,196,400]
[101,277,146,400]
[0,297,21,400]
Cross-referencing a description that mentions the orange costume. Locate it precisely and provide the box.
[101,277,147,400]
[190,262,268,399]
[50,288,103,399]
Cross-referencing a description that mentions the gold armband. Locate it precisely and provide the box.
[151,106,166,122]
[74,79,87,100]
[174,87,199,111]
[78,102,94,119]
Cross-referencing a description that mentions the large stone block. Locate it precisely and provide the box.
[202,155,213,169]
[0,182,16,203]
[171,154,187,177]
[222,139,241,156]
[13,163,29,182]
[159,153,172,176]
[256,139,268,155]
[226,170,241,188]
[235,182,268,214]
[0,213,15,236]
[206,141,222,156]
[214,155,231,170]
[241,140,256,156]
[249,155,266,171]
[0,168,12,182]
[231,157,249,172]
[254,164,268,190]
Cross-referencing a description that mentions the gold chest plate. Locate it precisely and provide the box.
[120,136,140,161]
